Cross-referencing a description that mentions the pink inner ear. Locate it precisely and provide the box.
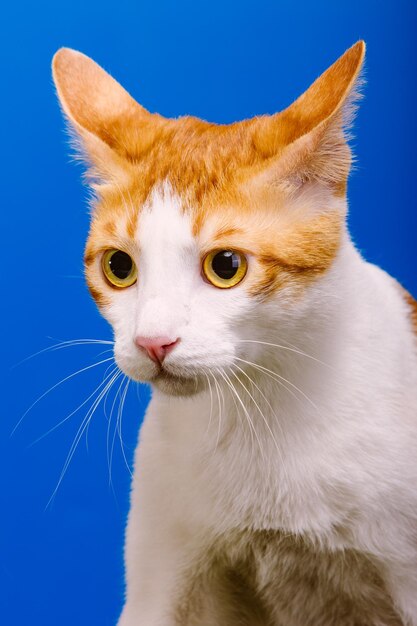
[52,47,156,158]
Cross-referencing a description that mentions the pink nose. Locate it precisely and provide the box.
[134,336,179,364]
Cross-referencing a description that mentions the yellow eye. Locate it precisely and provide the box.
[101,249,137,288]
[202,250,248,289]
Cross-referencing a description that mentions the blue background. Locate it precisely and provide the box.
[1,1,416,624]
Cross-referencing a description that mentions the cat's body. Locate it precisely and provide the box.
[120,215,417,626]
[52,42,417,625]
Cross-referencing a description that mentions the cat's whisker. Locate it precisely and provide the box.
[94,350,119,392]
[85,363,122,449]
[217,368,267,466]
[96,348,115,360]
[102,365,119,415]
[218,366,250,451]
[202,371,214,442]
[110,377,128,476]
[99,368,124,450]
[13,338,114,368]
[11,356,115,436]
[235,356,319,411]
[222,367,258,465]
[46,337,113,347]
[46,368,121,509]
[64,368,121,471]
[229,364,290,486]
[29,365,120,447]
[108,375,128,487]
[271,334,330,360]
[117,378,133,477]
[237,339,333,370]
[211,372,223,457]
[234,356,300,406]
[231,365,284,449]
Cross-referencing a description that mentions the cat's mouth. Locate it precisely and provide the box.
[115,347,208,396]
[151,368,204,397]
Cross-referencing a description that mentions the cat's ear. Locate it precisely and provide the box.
[248,41,365,194]
[52,48,158,182]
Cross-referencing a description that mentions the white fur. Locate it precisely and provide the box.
[103,185,417,625]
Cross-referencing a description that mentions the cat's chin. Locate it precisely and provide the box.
[151,370,205,397]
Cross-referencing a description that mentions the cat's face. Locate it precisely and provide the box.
[53,42,364,396]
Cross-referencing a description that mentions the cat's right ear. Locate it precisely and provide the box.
[52,48,157,183]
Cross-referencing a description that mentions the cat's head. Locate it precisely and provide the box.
[52,42,364,396]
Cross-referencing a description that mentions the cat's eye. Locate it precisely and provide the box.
[101,249,137,288]
[202,250,248,289]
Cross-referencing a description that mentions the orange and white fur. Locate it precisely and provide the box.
[53,42,417,625]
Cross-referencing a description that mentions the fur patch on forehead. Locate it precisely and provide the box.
[136,182,195,250]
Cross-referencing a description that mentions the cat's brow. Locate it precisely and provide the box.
[212,226,244,241]
[205,226,247,252]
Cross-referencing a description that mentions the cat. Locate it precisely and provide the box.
[52,41,417,625]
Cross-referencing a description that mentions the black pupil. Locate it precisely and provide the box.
[109,251,133,279]
[212,251,240,279]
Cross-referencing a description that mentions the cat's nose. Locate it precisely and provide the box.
[134,336,180,364]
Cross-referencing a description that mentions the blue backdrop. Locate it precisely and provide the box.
[1,1,416,624]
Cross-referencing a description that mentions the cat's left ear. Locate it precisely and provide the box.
[248,41,366,194]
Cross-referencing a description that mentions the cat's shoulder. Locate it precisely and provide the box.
[361,260,417,336]
[398,285,417,336]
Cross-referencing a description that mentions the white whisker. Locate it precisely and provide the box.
[46,367,121,508]
[219,366,251,450]
[202,371,214,442]
[211,372,223,456]
[237,339,333,369]
[85,364,121,449]
[234,356,300,404]
[29,366,120,447]
[230,365,289,485]
[217,368,266,466]
[117,379,132,477]
[13,338,114,368]
[235,356,319,411]
[11,356,115,436]
[107,375,128,487]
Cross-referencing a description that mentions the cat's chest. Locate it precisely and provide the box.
[147,395,361,539]
[164,421,355,539]
[208,529,402,626]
